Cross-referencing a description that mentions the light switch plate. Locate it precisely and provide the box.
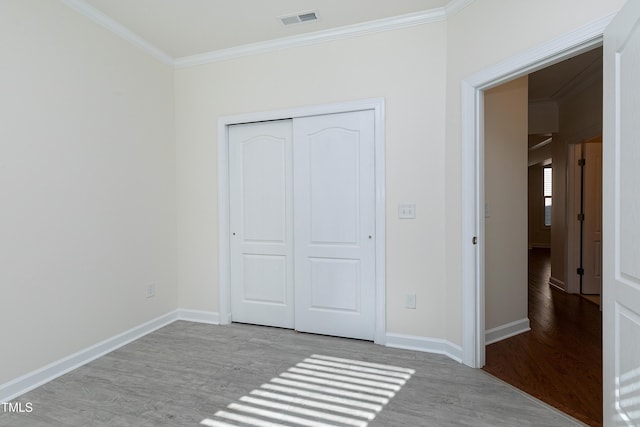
[405,293,416,309]
[398,204,416,219]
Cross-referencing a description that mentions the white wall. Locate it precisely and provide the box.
[529,101,559,135]
[175,23,449,338]
[484,77,529,331]
[0,0,176,384]
[444,0,626,345]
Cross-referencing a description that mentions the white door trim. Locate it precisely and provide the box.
[567,142,583,295]
[461,15,615,368]
[217,98,387,345]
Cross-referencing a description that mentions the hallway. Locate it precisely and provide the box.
[483,248,603,426]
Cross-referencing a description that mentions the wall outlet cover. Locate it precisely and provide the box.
[398,204,416,219]
[405,293,416,309]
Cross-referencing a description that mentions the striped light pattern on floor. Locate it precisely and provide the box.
[201,354,415,427]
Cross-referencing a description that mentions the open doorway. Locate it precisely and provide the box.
[481,48,604,426]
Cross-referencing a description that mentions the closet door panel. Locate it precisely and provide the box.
[229,120,294,328]
[293,110,376,340]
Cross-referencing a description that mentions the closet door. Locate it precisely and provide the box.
[581,141,602,296]
[293,110,376,340]
[229,120,294,328]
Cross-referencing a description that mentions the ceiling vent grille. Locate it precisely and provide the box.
[280,10,319,26]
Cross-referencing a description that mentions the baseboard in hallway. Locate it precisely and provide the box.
[485,318,530,345]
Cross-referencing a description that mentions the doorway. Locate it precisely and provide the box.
[217,98,387,345]
[462,5,640,426]
[481,45,604,426]
[460,16,611,369]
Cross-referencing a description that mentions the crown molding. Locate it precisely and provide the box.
[61,0,475,69]
[446,0,476,17]
[61,0,174,66]
[175,8,447,68]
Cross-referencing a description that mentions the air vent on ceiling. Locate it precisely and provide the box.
[280,10,319,26]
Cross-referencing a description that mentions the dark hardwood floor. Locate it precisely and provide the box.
[483,248,603,427]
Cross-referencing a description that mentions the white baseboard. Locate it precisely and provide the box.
[177,309,220,324]
[3,311,463,402]
[385,333,462,363]
[485,318,530,345]
[0,309,220,403]
[549,276,565,291]
[529,243,551,249]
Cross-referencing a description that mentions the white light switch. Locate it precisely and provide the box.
[398,204,416,219]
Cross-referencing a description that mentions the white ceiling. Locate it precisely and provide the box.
[528,47,602,103]
[64,0,601,111]
[76,0,452,59]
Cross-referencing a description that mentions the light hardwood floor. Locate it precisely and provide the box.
[1,321,584,426]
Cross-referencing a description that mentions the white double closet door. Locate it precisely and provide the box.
[229,110,376,340]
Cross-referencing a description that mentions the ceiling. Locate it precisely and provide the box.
[527,47,603,163]
[65,0,602,107]
[528,47,602,103]
[75,0,452,59]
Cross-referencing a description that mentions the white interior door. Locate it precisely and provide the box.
[603,3,640,426]
[293,110,376,340]
[229,120,294,328]
[582,141,603,295]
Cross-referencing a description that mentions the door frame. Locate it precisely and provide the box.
[461,16,615,368]
[567,142,583,295]
[217,98,387,345]
[567,138,604,296]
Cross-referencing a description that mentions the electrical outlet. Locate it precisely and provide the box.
[405,293,416,309]
[398,203,416,219]
[147,284,156,298]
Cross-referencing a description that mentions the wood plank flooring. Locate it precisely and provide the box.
[0,320,582,426]
[483,248,602,427]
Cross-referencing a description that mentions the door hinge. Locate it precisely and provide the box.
[577,213,585,221]
[577,267,584,276]
[578,158,586,166]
